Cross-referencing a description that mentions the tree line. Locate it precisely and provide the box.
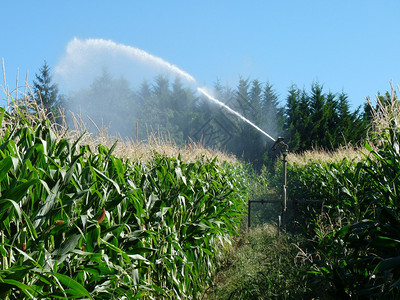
[32,62,372,170]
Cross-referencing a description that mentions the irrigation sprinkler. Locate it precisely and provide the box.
[247,137,289,231]
[272,137,289,232]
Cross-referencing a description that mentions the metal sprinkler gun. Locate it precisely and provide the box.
[272,137,289,232]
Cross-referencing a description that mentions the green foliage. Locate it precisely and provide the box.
[0,106,247,299]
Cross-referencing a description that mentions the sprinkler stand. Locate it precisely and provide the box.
[272,137,289,232]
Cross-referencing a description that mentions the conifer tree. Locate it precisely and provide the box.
[171,77,198,143]
[336,92,353,145]
[323,91,340,147]
[261,82,285,170]
[284,83,368,152]
[234,77,250,117]
[249,79,263,124]
[246,80,266,168]
[285,86,310,152]
[309,83,326,148]
[68,70,135,138]
[136,80,152,106]
[33,61,62,111]
[262,81,284,138]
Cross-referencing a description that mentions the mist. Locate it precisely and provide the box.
[54,38,195,92]
[53,38,283,169]
[54,38,199,139]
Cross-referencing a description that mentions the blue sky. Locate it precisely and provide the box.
[2,0,400,110]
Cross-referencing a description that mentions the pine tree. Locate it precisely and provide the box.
[262,81,284,139]
[33,61,62,111]
[323,91,340,148]
[309,83,326,148]
[150,75,176,139]
[234,77,250,118]
[284,86,310,152]
[249,79,263,124]
[261,82,285,170]
[336,92,353,145]
[246,80,266,168]
[171,77,198,143]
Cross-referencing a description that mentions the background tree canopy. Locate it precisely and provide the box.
[34,63,371,171]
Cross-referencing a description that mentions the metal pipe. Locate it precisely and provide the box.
[281,144,288,230]
[272,137,289,231]
[248,199,251,229]
[282,145,288,212]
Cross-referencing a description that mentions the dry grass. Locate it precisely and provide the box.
[78,127,237,164]
[367,81,400,141]
[58,108,238,164]
[286,145,364,167]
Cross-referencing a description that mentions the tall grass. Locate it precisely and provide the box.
[207,224,311,299]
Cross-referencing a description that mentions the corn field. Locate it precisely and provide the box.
[285,87,400,298]
[0,105,247,299]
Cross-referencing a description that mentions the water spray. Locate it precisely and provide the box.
[197,87,276,142]
[57,38,277,142]
[55,38,197,90]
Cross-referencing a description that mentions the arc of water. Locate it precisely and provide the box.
[197,87,276,142]
[55,38,197,84]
